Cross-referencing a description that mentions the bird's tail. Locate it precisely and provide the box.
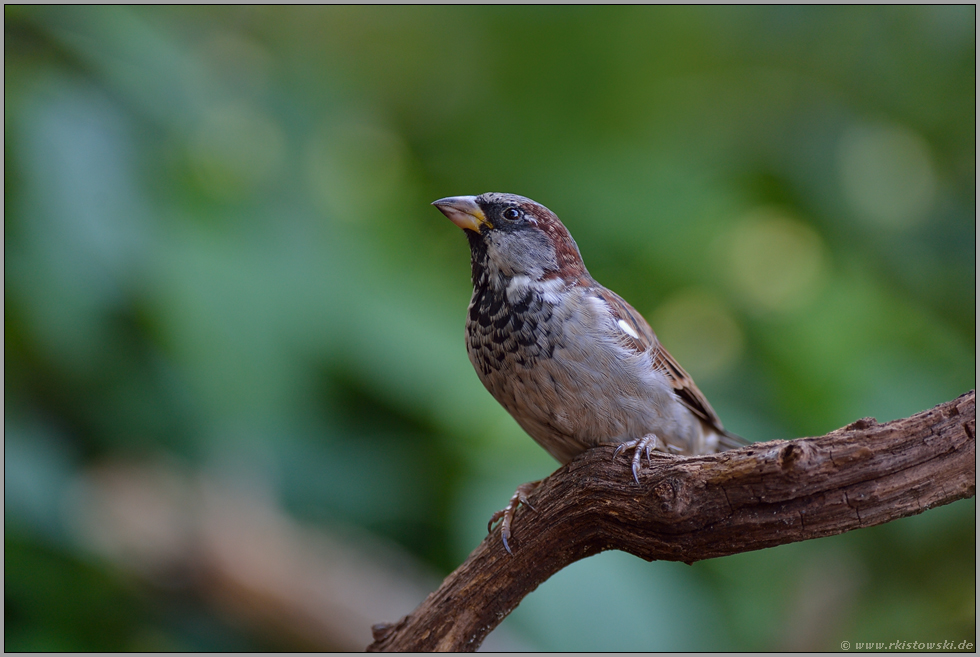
[715,429,749,451]
[701,426,750,454]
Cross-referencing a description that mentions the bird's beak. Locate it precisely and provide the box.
[432,196,492,233]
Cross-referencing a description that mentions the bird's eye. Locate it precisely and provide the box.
[502,207,521,221]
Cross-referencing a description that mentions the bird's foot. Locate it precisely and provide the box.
[614,434,676,484]
[488,479,543,554]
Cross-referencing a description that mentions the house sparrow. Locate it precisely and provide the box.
[433,192,744,552]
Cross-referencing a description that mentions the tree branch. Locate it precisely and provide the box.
[368,391,976,652]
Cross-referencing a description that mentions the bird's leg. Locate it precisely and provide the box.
[488,479,543,554]
[614,434,672,484]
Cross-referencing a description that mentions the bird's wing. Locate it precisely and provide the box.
[595,288,734,439]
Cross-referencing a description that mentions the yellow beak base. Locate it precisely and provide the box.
[432,196,492,233]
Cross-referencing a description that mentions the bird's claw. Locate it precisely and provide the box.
[615,434,670,484]
[488,479,543,554]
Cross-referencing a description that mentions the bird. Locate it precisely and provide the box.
[433,192,745,552]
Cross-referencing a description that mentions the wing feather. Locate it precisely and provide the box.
[594,288,739,443]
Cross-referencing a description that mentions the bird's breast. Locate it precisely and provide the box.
[465,280,558,378]
[464,280,689,462]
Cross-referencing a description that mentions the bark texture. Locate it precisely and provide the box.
[368,391,976,652]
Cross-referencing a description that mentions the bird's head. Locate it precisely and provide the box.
[432,192,588,284]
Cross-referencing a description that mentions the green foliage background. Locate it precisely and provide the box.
[5,6,975,651]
